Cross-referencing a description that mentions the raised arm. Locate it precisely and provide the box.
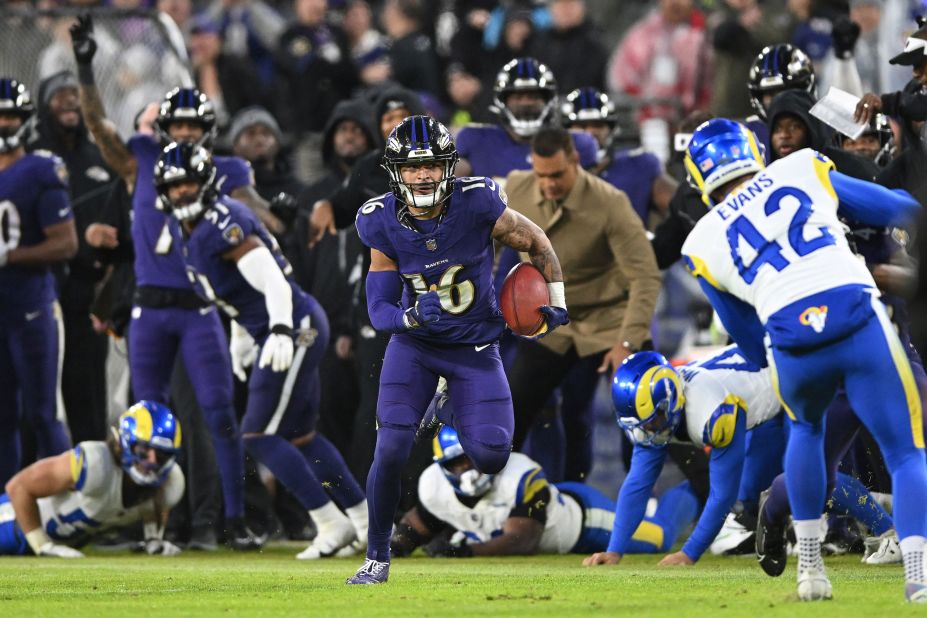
[70,14,137,186]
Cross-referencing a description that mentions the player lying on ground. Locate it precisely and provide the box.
[680,118,925,602]
[1,401,184,557]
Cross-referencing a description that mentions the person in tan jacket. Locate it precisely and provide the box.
[504,127,662,480]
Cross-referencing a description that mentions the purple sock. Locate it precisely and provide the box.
[764,474,792,525]
[366,426,415,562]
[244,434,330,510]
[203,405,246,519]
[0,430,21,487]
[298,433,365,508]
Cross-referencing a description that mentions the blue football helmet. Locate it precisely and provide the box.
[0,78,35,153]
[382,115,458,211]
[611,352,686,447]
[492,57,559,138]
[153,141,218,222]
[747,44,816,120]
[116,401,182,486]
[684,118,765,205]
[433,426,493,497]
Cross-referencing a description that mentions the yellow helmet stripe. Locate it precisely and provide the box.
[127,403,154,442]
[173,417,182,449]
[432,434,443,460]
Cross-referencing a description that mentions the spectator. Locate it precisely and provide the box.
[607,0,712,125]
[342,0,391,86]
[530,0,608,93]
[276,0,359,183]
[189,18,266,128]
[200,0,286,91]
[381,0,442,96]
[504,127,662,481]
[27,70,114,446]
[709,0,796,119]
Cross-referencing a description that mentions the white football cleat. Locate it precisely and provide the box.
[334,539,365,558]
[710,512,754,555]
[296,517,356,560]
[797,566,833,601]
[863,531,902,565]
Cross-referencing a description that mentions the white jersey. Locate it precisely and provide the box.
[417,453,583,554]
[37,442,184,545]
[678,346,782,448]
[681,149,874,322]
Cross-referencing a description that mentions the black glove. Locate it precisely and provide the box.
[423,536,473,558]
[831,16,860,59]
[269,192,298,226]
[70,14,97,65]
[900,79,927,122]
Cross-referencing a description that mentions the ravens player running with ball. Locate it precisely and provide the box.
[154,143,368,560]
[347,115,569,584]
[681,119,926,602]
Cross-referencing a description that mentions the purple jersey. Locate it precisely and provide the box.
[354,177,507,345]
[178,196,310,340]
[129,134,253,290]
[0,153,72,314]
[599,148,661,222]
[455,125,598,180]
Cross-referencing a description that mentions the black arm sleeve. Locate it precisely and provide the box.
[508,485,551,524]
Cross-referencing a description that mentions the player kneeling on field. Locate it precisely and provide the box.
[391,422,613,557]
[1,401,184,557]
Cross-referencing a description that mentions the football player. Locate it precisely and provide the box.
[346,115,568,584]
[561,87,677,222]
[1,401,184,557]
[680,118,925,601]
[154,143,368,560]
[584,346,782,568]
[0,77,77,486]
[745,44,817,154]
[391,423,686,558]
[70,14,267,548]
[454,57,598,180]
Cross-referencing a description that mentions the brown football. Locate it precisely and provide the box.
[499,262,550,336]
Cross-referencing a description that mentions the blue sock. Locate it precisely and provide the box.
[244,434,330,510]
[366,426,415,562]
[829,472,893,535]
[202,405,246,519]
[624,481,699,553]
[298,434,365,508]
[784,421,827,521]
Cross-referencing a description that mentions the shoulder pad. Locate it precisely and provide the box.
[702,395,746,448]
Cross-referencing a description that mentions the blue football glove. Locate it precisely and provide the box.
[526,305,570,340]
[403,291,442,329]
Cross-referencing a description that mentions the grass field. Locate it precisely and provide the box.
[0,545,922,617]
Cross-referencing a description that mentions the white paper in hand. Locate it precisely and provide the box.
[810,87,867,139]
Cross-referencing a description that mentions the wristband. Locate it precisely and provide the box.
[26,528,52,555]
[270,324,293,337]
[547,282,566,309]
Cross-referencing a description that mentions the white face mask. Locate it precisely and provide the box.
[457,469,493,497]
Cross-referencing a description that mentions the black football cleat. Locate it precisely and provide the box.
[225,518,265,551]
[756,489,788,577]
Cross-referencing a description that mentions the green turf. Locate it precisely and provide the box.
[0,546,921,616]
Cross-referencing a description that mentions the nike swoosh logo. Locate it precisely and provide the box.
[474,344,492,352]
[25,310,42,321]
[58,208,70,218]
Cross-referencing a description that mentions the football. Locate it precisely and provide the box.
[499,262,550,336]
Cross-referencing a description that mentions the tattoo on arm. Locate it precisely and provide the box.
[78,85,136,184]
[492,208,563,282]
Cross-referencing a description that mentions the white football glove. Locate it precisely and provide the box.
[38,542,85,558]
[144,539,182,556]
[229,321,258,382]
[259,329,294,373]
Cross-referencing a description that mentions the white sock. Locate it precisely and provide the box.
[900,535,926,584]
[345,499,368,534]
[794,518,825,572]
[309,501,348,532]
